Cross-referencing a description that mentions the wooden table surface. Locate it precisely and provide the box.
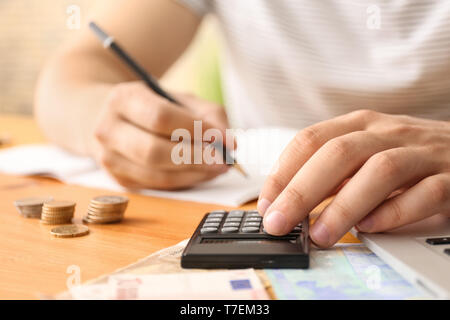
[0,114,358,299]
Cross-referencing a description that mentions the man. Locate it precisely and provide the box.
[35,0,450,247]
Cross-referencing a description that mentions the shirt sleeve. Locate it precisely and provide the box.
[175,0,213,16]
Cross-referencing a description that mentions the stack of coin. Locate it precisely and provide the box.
[14,196,53,218]
[83,195,128,224]
[40,200,76,225]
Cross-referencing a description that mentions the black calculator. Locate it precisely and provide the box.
[181,210,309,269]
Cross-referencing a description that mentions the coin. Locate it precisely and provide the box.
[14,196,54,219]
[43,200,76,209]
[84,214,122,221]
[50,225,89,238]
[91,195,128,204]
[83,195,128,224]
[86,212,123,219]
[86,205,126,213]
[40,200,76,224]
[14,197,53,207]
[82,217,119,224]
[41,220,72,225]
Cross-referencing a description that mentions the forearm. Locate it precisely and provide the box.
[34,48,131,156]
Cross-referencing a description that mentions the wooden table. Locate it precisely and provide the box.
[0,114,358,299]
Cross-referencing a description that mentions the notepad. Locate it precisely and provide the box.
[0,127,297,206]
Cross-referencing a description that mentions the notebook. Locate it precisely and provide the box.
[0,127,297,206]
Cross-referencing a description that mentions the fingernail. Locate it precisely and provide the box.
[257,198,271,216]
[356,216,374,232]
[264,211,287,234]
[310,221,330,247]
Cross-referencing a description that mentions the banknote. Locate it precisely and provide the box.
[54,239,273,299]
[69,269,269,300]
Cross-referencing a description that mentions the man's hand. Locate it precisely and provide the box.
[92,81,231,190]
[257,110,450,247]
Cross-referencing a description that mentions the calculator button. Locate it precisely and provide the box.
[225,217,242,222]
[205,218,222,223]
[203,222,220,228]
[221,227,239,233]
[210,210,227,214]
[243,222,260,227]
[244,217,261,222]
[246,210,259,215]
[228,210,245,217]
[246,213,261,218]
[241,227,260,233]
[208,213,225,218]
[200,227,218,234]
[223,222,240,227]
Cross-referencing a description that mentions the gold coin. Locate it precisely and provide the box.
[88,204,127,212]
[21,213,42,218]
[43,200,76,209]
[41,216,73,221]
[20,210,42,216]
[85,213,122,220]
[42,207,75,211]
[82,217,121,224]
[14,196,54,207]
[88,206,126,214]
[41,220,72,225]
[86,208,123,215]
[41,217,72,223]
[86,215,123,221]
[90,195,128,206]
[86,214,123,220]
[41,211,74,216]
[50,225,89,238]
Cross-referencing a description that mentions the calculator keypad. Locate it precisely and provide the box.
[199,210,303,238]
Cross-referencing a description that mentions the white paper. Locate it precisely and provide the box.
[0,127,297,206]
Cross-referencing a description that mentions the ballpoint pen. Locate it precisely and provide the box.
[89,22,247,177]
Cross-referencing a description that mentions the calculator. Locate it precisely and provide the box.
[181,210,309,269]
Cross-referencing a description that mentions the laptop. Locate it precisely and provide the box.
[354,214,450,299]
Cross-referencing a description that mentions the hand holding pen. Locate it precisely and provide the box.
[88,22,246,190]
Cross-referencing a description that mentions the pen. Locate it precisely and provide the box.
[89,22,247,177]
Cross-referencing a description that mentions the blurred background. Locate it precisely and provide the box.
[0,0,223,116]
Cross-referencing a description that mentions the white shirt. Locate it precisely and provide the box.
[177,0,450,129]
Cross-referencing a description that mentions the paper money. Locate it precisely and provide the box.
[69,269,269,300]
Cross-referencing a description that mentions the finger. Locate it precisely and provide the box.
[257,110,377,215]
[100,119,229,172]
[176,94,229,131]
[112,83,229,145]
[99,149,223,190]
[176,94,237,151]
[357,173,450,233]
[310,147,441,248]
[262,131,393,235]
